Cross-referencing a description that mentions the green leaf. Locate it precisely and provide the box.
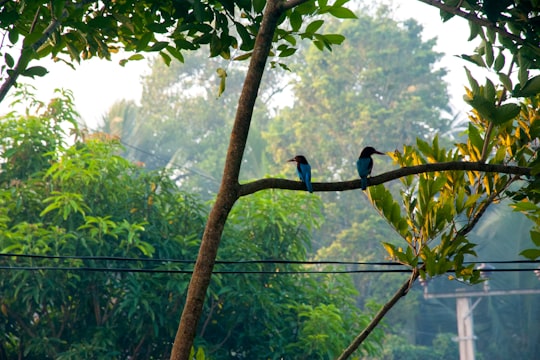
[468,122,483,150]
[193,0,205,22]
[23,31,42,47]
[22,66,48,78]
[464,94,497,120]
[416,138,432,158]
[468,21,481,41]
[519,248,540,260]
[233,52,252,61]
[305,20,324,35]
[498,72,512,91]
[486,27,496,43]
[328,6,357,19]
[460,54,486,68]
[464,67,480,94]
[166,46,184,63]
[518,65,529,88]
[531,230,540,247]
[149,41,169,52]
[4,53,14,68]
[209,33,222,57]
[511,201,538,212]
[128,54,144,61]
[8,29,18,45]
[235,23,254,51]
[513,74,540,98]
[493,50,505,72]
[492,103,521,125]
[159,51,171,66]
[322,34,345,45]
[485,41,494,67]
[484,78,496,100]
[289,10,302,32]
[216,67,227,97]
[253,0,265,13]
[278,47,296,57]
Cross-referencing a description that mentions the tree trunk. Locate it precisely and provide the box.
[169,1,286,359]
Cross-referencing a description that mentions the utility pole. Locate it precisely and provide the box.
[455,291,480,360]
[421,264,540,360]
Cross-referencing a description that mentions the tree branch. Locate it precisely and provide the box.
[238,161,531,197]
[416,0,524,45]
[282,0,311,11]
[336,270,419,360]
[0,0,96,103]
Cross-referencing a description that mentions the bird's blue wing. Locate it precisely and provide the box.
[299,163,313,193]
[357,158,373,177]
[357,158,373,190]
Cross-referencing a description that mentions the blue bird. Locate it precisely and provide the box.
[288,155,313,193]
[357,146,385,190]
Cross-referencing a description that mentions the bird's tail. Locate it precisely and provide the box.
[361,176,367,190]
[306,182,313,193]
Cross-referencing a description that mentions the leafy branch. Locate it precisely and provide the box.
[0,0,96,103]
[417,0,524,45]
[337,170,514,360]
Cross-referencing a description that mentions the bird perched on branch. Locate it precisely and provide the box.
[357,146,385,190]
[288,155,313,193]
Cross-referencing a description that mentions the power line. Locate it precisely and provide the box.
[1,253,538,267]
[0,266,538,275]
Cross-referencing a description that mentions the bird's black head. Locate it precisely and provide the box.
[359,146,385,158]
[288,155,309,164]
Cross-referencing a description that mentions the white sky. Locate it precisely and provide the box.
[0,0,475,128]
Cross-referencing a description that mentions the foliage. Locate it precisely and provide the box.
[0,0,353,102]
[195,190,383,358]
[0,92,207,359]
[0,92,381,359]
[265,8,450,172]
[99,54,276,197]
[378,333,457,360]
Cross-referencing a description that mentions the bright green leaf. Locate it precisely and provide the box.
[305,20,324,34]
[328,6,357,19]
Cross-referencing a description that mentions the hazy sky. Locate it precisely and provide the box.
[0,1,474,128]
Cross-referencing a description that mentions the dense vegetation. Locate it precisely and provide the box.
[0,90,383,358]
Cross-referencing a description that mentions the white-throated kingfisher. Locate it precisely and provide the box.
[288,155,313,193]
[357,146,385,190]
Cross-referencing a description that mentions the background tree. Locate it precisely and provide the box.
[99,53,280,197]
[265,7,450,173]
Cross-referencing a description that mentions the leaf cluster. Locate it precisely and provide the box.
[0,0,356,103]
